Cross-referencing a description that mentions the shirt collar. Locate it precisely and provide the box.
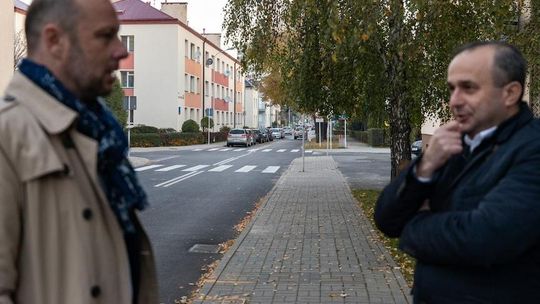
[464,126,497,153]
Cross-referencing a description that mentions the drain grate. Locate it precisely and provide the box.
[188,244,220,253]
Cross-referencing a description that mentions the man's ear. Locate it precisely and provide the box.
[503,81,523,106]
[41,24,69,60]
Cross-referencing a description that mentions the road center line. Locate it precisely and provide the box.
[135,164,163,172]
[154,171,199,187]
[161,171,204,188]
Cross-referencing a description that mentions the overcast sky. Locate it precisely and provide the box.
[21,0,231,48]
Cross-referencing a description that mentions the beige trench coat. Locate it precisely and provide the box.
[0,72,158,304]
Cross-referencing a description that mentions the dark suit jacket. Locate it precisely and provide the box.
[375,103,540,303]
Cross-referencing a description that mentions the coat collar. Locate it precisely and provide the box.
[5,71,78,135]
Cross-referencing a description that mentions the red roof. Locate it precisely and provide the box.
[113,0,176,22]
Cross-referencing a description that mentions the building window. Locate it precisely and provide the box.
[121,35,135,52]
[217,58,220,73]
[184,40,189,58]
[190,76,195,93]
[184,74,189,92]
[205,81,209,96]
[190,43,196,60]
[196,46,201,62]
[211,55,215,69]
[120,71,134,88]
[211,83,215,98]
[196,77,200,94]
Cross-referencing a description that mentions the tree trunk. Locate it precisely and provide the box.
[386,0,412,179]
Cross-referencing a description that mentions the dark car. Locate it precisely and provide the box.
[266,127,274,141]
[411,140,422,156]
[252,129,266,143]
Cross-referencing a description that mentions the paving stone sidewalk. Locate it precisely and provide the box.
[194,156,411,304]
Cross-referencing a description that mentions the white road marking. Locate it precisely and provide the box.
[305,150,313,153]
[182,165,209,172]
[262,149,272,152]
[193,148,204,151]
[155,165,186,172]
[277,149,286,152]
[219,148,232,151]
[208,165,233,172]
[262,166,280,173]
[235,165,256,173]
[234,148,245,151]
[154,171,201,187]
[291,149,300,152]
[208,148,220,151]
[135,165,163,172]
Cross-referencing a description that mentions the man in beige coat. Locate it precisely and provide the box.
[0,0,158,303]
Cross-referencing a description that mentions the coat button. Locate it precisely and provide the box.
[62,164,70,176]
[90,285,101,298]
[82,208,93,220]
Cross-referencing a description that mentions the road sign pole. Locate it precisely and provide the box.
[344,118,347,148]
[302,114,305,172]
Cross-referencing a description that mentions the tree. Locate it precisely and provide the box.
[14,30,26,69]
[200,116,215,131]
[104,80,128,128]
[182,119,200,132]
[224,0,517,178]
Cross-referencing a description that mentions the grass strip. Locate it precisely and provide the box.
[352,189,415,286]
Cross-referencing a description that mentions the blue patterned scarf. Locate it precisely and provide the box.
[19,59,147,234]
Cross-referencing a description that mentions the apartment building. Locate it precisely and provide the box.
[244,79,261,128]
[0,0,14,92]
[113,0,244,131]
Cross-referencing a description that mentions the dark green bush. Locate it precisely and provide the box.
[161,132,204,146]
[352,131,368,143]
[220,126,231,133]
[131,125,159,134]
[182,119,200,132]
[130,133,161,147]
[158,128,177,134]
[368,128,385,147]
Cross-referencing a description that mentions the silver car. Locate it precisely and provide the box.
[227,128,251,147]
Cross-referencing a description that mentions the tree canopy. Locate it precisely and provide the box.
[224,0,527,177]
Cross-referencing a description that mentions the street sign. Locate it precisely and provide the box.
[315,118,324,123]
[205,108,214,117]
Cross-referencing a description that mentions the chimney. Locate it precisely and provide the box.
[161,2,188,24]
[202,33,222,48]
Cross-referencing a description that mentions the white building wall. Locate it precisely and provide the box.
[243,85,259,128]
[1,0,14,92]
[118,24,181,130]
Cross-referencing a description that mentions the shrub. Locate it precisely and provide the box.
[368,128,385,147]
[200,117,214,130]
[158,128,177,134]
[131,124,159,134]
[130,133,161,147]
[182,119,200,132]
[160,132,204,146]
[220,126,231,133]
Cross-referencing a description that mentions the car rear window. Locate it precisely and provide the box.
[229,129,245,134]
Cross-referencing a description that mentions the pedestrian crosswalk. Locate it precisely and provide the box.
[136,163,283,174]
[192,148,313,154]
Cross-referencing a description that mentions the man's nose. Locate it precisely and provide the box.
[448,90,463,108]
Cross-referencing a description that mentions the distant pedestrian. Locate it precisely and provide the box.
[0,0,157,303]
[375,41,540,303]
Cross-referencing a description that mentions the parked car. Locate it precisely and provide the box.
[252,129,266,143]
[294,127,305,140]
[227,128,250,147]
[259,128,270,142]
[266,127,274,141]
[271,128,282,139]
[411,140,422,156]
[283,127,293,136]
[246,129,256,146]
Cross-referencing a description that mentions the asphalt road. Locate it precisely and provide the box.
[332,152,391,190]
[131,137,315,303]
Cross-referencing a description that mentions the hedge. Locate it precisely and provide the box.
[368,128,385,147]
[130,132,205,147]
